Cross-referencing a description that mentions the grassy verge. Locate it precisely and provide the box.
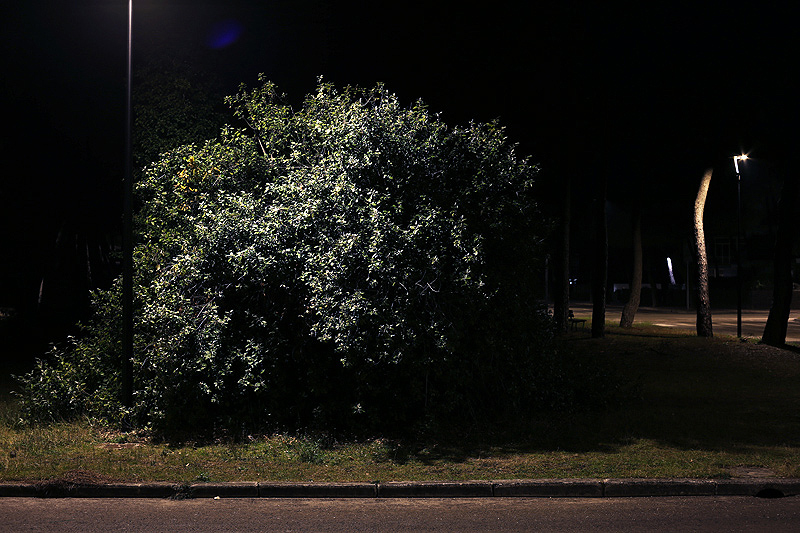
[2,323,800,483]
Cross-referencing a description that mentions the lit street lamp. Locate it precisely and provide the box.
[733,154,747,338]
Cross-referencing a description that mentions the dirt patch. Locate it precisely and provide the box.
[34,469,117,495]
[56,469,114,484]
[99,442,142,450]
[728,466,778,478]
[716,341,800,374]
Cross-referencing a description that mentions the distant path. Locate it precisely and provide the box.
[2,497,800,532]
[570,304,800,343]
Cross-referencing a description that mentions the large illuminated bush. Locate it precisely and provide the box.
[19,78,558,436]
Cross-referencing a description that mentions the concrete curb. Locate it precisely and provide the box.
[494,479,604,497]
[715,479,800,497]
[603,479,717,497]
[1,479,798,499]
[377,481,493,498]
[258,482,377,498]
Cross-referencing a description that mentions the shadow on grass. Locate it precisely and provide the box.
[413,327,800,463]
[779,343,800,355]
[4,320,799,469]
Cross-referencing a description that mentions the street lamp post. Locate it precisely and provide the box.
[733,154,747,339]
[122,0,134,407]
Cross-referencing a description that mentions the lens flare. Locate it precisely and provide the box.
[207,19,243,49]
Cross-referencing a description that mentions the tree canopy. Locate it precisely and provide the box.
[18,77,576,437]
[133,56,228,170]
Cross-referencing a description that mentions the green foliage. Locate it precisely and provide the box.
[17,288,124,425]
[133,56,228,170]
[18,77,557,437]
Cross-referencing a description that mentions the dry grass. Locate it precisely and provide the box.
[2,323,800,482]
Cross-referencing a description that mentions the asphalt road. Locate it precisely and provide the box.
[572,304,800,343]
[1,496,799,532]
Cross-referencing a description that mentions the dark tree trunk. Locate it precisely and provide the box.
[552,175,571,334]
[645,258,658,307]
[762,172,799,346]
[693,169,713,337]
[620,208,642,328]
[592,175,608,338]
[36,219,116,341]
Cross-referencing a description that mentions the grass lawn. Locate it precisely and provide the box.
[2,322,799,483]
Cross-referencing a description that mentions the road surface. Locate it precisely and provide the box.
[571,304,800,343]
[1,496,800,532]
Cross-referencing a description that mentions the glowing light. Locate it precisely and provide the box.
[733,154,748,173]
[207,19,243,49]
[667,257,676,285]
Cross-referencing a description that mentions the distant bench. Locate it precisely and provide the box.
[568,310,586,331]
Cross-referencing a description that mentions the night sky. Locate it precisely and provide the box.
[2,1,798,347]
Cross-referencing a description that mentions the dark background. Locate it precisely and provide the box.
[2,1,798,360]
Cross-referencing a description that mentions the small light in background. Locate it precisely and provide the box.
[667,257,676,285]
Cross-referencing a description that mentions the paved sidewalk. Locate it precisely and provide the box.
[1,478,799,499]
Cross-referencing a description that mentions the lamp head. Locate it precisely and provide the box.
[733,154,748,173]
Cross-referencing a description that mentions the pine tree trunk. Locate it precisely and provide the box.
[592,175,608,338]
[694,169,713,337]
[762,173,799,346]
[620,208,642,327]
[552,175,571,334]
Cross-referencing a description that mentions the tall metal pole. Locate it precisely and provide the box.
[734,155,745,339]
[122,0,134,407]
[737,168,742,338]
